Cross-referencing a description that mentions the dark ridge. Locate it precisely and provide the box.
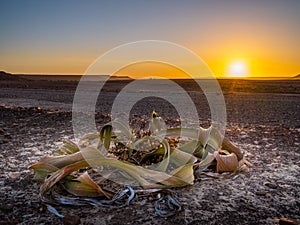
[293,74,300,79]
[0,71,27,81]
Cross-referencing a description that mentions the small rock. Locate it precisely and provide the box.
[0,128,5,134]
[264,182,278,189]
[255,191,267,196]
[240,134,249,139]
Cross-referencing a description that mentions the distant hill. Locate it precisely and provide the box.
[293,74,300,79]
[0,71,26,81]
[18,74,132,81]
[0,72,132,81]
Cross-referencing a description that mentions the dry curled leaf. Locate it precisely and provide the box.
[62,171,111,198]
[215,152,239,173]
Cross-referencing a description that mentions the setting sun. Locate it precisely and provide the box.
[227,61,249,77]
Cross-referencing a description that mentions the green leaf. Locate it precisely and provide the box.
[60,140,80,155]
[196,151,215,172]
[154,138,170,172]
[140,146,166,163]
[169,163,194,185]
[155,127,212,147]
[169,148,198,167]
[30,163,59,182]
[130,136,171,172]
[99,124,112,149]
[206,127,223,152]
[177,140,204,157]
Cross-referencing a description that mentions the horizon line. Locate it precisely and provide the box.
[1,70,299,79]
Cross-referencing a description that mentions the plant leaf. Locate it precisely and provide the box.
[99,124,112,149]
[130,136,171,172]
[206,127,223,152]
[155,127,212,147]
[215,152,239,173]
[140,146,166,163]
[40,159,90,197]
[177,140,202,155]
[62,171,111,198]
[40,146,194,198]
[29,151,84,170]
[169,148,198,167]
[169,163,194,185]
[29,163,59,182]
[60,140,80,155]
[156,128,199,140]
[196,151,216,172]
[154,138,170,172]
[221,138,244,160]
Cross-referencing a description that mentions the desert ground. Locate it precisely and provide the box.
[0,76,299,224]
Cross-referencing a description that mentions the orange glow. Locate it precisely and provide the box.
[114,62,191,79]
[1,43,299,78]
[226,60,249,77]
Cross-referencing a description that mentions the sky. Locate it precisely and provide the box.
[0,0,300,78]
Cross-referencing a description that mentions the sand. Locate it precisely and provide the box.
[0,78,299,224]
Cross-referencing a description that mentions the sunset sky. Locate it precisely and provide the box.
[0,0,299,78]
